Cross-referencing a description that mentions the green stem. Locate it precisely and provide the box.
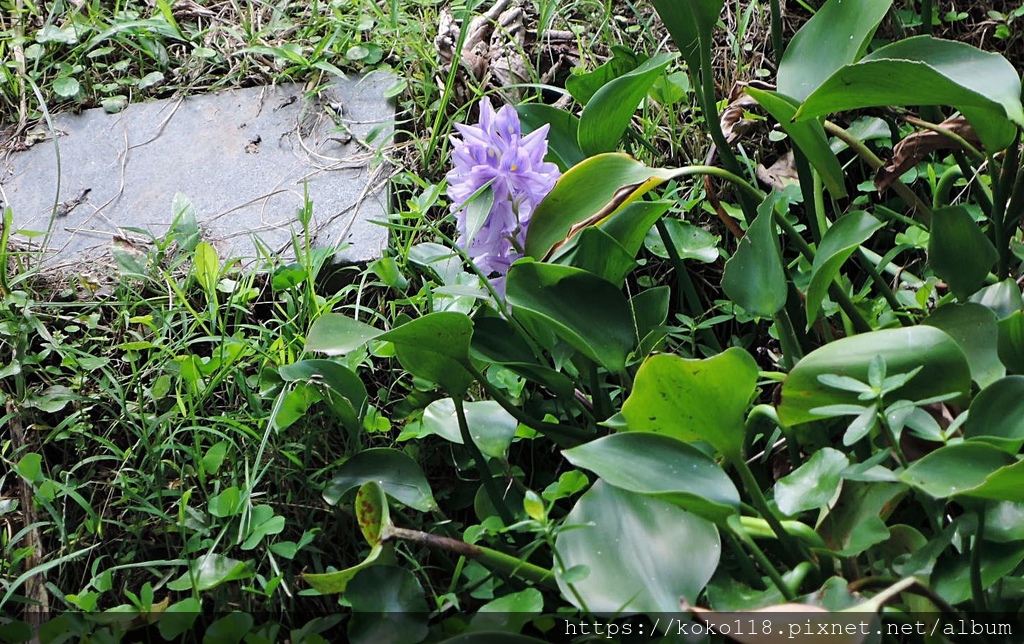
[585,360,612,421]
[769,0,783,68]
[656,219,722,352]
[1006,161,1024,231]
[453,396,515,526]
[920,0,933,35]
[773,307,803,370]
[971,508,987,611]
[696,31,759,221]
[732,456,807,567]
[385,526,557,590]
[824,120,934,226]
[773,211,874,333]
[855,249,909,325]
[723,528,767,590]
[746,404,802,469]
[933,165,963,208]
[812,167,829,243]
[729,518,796,601]
[952,149,993,217]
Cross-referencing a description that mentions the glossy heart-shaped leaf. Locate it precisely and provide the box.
[306,314,383,355]
[796,37,1024,151]
[379,312,475,395]
[900,442,1017,499]
[346,566,429,644]
[324,448,437,512]
[421,398,518,458]
[525,153,678,259]
[805,211,883,327]
[621,348,759,458]
[964,376,1024,453]
[555,480,720,613]
[550,227,637,286]
[722,193,787,318]
[562,432,740,522]
[924,303,1004,388]
[578,52,676,155]
[928,206,998,300]
[778,326,970,426]
[774,447,850,517]
[506,262,636,373]
[777,0,892,102]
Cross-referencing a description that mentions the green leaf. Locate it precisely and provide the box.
[323,448,437,512]
[746,88,847,198]
[193,241,219,295]
[644,217,720,263]
[578,52,676,155]
[524,153,677,259]
[357,483,389,545]
[469,314,575,398]
[963,376,1024,453]
[778,326,971,426]
[346,566,429,644]
[601,200,674,258]
[555,480,720,612]
[652,0,725,74]
[471,588,544,633]
[53,76,80,98]
[306,314,383,355]
[208,486,242,518]
[924,303,1004,388]
[900,442,1016,499]
[240,505,285,550]
[566,46,646,105]
[805,211,883,327]
[817,482,904,556]
[550,227,636,285]
[932,542,1024,605]
[998,311,1024,374]
[969,278,1023,319]
[928,206,998,300]
[301,542,391,595]
[621,348,759,458]
[516,104,584,171]
[722,192,787,318]
[796,37,1024,151]
[777,0,892,101]
[421,398,518,458]
[204,613,253,644]
[562,433,740,522]
[774,448,850,516]
[166,553,253,591]
[279,358,368,433]
[506,262,636,373]
[379,312,475,395]
[158,598,201,640]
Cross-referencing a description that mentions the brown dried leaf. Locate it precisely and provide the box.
[874,116,981,192]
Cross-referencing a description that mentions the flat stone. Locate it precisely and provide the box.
[0,71,395,267]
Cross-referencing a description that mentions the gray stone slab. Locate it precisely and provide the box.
[0,71,395,267]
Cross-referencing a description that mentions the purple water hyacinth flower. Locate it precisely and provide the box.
[446,98,561,288]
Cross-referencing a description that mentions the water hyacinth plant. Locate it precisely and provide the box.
[446,98,561,287]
